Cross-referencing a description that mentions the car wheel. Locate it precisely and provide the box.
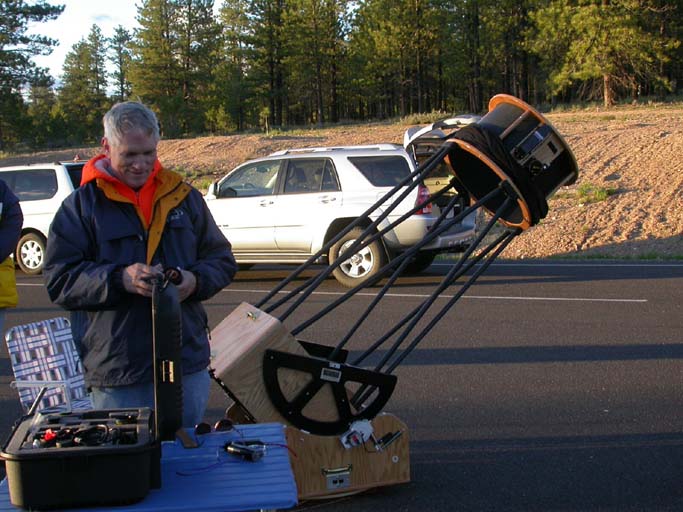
[403,252,437,274]
[16,233,46,275]
[329,227,387,288]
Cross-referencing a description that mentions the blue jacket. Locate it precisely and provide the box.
[0,179,23,309]
[44,167,237,387]
[0,179,22,262]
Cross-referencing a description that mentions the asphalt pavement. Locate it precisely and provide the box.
[1,260,682,511]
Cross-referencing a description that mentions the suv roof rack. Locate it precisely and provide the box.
[269,144,401,156]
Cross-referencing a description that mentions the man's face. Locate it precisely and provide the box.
[103,129,158,190]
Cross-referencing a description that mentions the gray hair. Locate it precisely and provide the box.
[103,101,160,146]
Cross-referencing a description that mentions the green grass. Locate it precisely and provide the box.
[169,166,217,192]
[264,127,312,137]
[192,177,215,192]
[576,182,617,204]
[549,183,617,205]
[400,110,457,125]
[550,190,573,200]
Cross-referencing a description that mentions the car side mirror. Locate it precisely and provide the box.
[206,181,218,199]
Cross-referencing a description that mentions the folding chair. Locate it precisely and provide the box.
[4,317,91,413]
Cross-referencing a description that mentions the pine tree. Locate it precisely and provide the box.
[0,0,63,149]
[528,0,679,106]
[248,0,286,128]
[282,0,350,125]
[176,0,222,133]
[109,26,133,102]
[57,25,110,144]
[87,25,109,99]
[479,0,535,102]
[130,0,183,135]
[211,0,254,132]
[130,0,222,136]
[348,0,433,118]
[26,71,58,147]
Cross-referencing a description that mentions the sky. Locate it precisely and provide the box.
[27,0,141,81]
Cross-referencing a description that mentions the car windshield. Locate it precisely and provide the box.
[219,160,281,197]
[348,155,411,187]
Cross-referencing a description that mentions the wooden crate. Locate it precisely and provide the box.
[210,302,340,424]
[286,413,410,500]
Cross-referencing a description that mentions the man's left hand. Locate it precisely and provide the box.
[176,269,197,302]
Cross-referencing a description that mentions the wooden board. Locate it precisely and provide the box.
[285,413,410,500]
[210,302,340,424]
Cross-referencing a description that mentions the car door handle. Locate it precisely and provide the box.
[319,195,337,204]
[259,199,274,207]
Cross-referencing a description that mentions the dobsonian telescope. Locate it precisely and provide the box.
[209,94,579,499]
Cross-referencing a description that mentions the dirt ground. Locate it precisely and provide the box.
[2,104,682,260]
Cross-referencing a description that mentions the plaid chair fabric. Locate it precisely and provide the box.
[4,317,91,412]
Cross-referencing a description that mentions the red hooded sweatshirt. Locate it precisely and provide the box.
[80,154,191,264]
[80,154,162,228]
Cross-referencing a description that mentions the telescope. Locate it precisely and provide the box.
[210,94,579,498]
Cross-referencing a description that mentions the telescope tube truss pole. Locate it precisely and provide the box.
[258,94,579,436]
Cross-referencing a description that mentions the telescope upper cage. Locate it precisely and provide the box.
[447,94,579,230]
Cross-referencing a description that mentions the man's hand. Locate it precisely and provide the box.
[176,269,197,302]
[122,263,163,297]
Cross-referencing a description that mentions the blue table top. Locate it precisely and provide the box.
[0,423,298,512]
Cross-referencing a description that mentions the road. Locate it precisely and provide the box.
[2,260,682,511]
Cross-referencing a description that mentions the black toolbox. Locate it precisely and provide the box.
[1,407,160,510]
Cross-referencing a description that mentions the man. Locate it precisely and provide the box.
[0,179,23,337]
[44,102,237,427]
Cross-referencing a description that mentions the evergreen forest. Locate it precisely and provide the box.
[1,0,682,151]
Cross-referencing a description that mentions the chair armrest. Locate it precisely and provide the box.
[10,380,73,412]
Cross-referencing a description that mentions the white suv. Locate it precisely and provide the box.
[204,144,480,286]
[0,161,84,274]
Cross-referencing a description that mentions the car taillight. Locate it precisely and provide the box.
[415,183,433,214]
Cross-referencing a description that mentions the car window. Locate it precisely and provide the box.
[413,143,452,179]
[348,155,411,187]
[65,163,85,188]
[321,160,340,192]
[2,169,58,201]
[283,158,339,194]
[414,153,452,179]
[218,160,281,198]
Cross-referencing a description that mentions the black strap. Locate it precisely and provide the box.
[452,124,548,224]
[152,277,183,441]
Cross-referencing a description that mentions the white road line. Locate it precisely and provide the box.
[221,288,646,303]
[435,262,683,268]
[17,282,648,302]
[458,295,647,303]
